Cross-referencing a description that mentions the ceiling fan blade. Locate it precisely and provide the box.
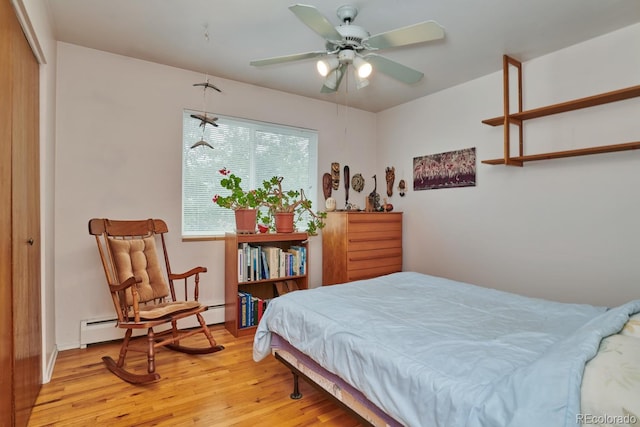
[289,4,343,41]
[364,21,444,50]
[364,54,424,84]
[321,63,347,93]
[250,51,326,67]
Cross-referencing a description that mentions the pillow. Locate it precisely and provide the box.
[581,334,640,426]
[108,236,169,305]
[620,313,640,339]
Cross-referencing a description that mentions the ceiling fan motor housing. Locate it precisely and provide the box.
[335,24,369,48]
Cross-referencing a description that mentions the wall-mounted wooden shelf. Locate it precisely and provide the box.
[482,141,640,165]
[482,85,640,127]
[482,55,640,166]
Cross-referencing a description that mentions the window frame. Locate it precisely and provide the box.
[181,110,319,238]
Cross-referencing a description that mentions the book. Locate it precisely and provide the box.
[241,243,250,282]
[238,292,249,328]
[257,297,264,323]
[274,281,288,296]
[245,291,253,325]
[251,296,259,326]
[289,245,306,275]
[279,251,287,277]
[286,280,299,291]
[274,280,300,296]
[237,249,244,282]
[262,246,281,278]
[287,248,300,275]
[260,250,269,279]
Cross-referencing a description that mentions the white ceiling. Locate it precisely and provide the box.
[47,0,640,113]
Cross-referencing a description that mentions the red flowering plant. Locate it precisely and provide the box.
[212,168,264,210]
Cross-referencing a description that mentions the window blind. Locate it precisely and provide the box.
[182,110,318,236]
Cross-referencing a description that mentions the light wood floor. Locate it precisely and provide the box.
[28,325,363,427]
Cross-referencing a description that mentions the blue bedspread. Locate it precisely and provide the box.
[253,272,640,427]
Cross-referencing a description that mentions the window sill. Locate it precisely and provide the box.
[182,235,226,242]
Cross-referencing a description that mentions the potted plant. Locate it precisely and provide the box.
[212,168,263,233]
[257,176,326,236]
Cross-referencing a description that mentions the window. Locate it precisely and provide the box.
[182,111,318,236]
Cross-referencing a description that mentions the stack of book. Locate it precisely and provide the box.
[237,291,270,329]
[237,243,306,282]
[237,280,300,329]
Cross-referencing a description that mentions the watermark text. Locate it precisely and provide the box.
[576,413,637,425]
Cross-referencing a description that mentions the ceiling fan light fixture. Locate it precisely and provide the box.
[353,56,372,78]
[324,67,343,90]
[355,74,370,90]
[317,57,339,77]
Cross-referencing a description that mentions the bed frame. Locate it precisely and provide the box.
[271,334,402,427]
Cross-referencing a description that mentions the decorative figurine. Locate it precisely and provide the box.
[351,173,364,192]
[325,197,337,212]
[322,173,332,200]
[385,166,395,197]
[368,175,381,212]
[344,165,350,208]
[331,162,340,190]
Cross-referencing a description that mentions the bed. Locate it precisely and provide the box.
[253,272,640,427]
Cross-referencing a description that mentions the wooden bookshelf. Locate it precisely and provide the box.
[224,232,308,337]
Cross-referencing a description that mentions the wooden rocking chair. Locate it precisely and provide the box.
[88,218,224,384]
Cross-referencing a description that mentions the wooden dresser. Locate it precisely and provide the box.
[322,212,403,285]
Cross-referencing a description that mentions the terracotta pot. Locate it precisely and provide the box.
[274,212,295,233]
[234,209,257,234]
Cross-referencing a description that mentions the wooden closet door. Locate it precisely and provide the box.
[0,0,42,425]
[12,8,41,424]
[0,0,14,420]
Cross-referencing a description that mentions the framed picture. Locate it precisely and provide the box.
[413,147,476,191]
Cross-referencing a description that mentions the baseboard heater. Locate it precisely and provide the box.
[80,303,225,348]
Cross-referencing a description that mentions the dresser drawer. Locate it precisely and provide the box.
[347,215,402,234]
[347,264,402,282]
[347,247,402,270]
[347,230,402,251]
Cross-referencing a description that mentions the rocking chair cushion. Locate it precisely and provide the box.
[129,300,201,320]
[108,236,169,304]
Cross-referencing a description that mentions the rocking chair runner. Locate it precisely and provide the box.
[88,218,224,384]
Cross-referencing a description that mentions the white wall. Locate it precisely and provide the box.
[378,23,640,307]
[54,42,376,349]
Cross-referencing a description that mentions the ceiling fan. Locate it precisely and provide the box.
[250,4,445,93]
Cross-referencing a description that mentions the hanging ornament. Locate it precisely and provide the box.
[190,25,221,149]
